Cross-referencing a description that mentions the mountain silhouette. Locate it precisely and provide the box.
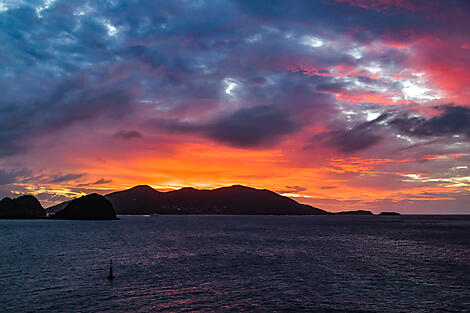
[51,193,118,220]
[0,195,45,219]
[103,184,328,215]
[104,185,164,214]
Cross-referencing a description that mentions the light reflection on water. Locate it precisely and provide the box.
[1,215,470,312]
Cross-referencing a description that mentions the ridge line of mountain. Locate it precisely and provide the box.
[46,184,329,215]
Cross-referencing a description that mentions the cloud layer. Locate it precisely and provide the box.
[1,0,470,212]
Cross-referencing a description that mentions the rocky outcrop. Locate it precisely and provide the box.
[0,195,45,219]
[51,193,118,220]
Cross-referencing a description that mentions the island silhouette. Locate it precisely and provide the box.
[1,185,400,219]
[47,185,328,216]
[50,193,118,220]
[0,195,45,219]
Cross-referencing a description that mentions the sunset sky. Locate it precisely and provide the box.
[1,0,470,213]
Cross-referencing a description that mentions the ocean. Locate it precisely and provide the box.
[1,215,469,312]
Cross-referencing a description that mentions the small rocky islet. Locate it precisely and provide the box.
[0,195,45,219]
[0,194,117,220]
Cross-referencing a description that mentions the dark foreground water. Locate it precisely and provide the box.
[1,215,470,312]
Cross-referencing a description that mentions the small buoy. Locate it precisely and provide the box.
[107,260,115,280]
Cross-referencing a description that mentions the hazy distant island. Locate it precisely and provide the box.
[336,210,375,215]
[379,212,401,216]
[1,185,401,219]
[336,210,401,216]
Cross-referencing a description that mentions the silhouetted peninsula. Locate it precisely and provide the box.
[336,210,374,215]
[102,185,329,215]
[51,193,118,220]
[379,212,401,216]
[0,195,45,219]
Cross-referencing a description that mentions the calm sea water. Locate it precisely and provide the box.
[1,215,469,312]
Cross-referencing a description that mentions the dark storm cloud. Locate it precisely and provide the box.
[204,105,298,147]
[1,0,332,154]
[1,0,469,158]
[114,130,143,139]
[322,126,382,153]
[311,114,387,153]
[157,105,299,147]
[313,105,470,153]
[389,105,470,137]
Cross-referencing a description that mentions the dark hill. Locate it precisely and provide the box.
[105,184,328,215]
[51,193,118,220]
[0,195,45,219]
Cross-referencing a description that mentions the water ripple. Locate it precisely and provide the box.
[1,215,469,312]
